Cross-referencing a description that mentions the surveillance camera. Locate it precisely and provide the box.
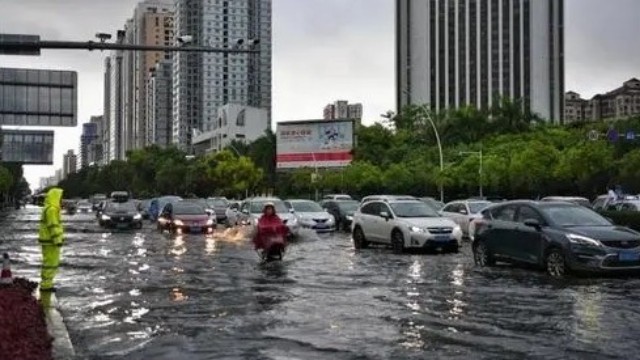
[176,35,193,44]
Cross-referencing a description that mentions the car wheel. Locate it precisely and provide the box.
[474,241,495,267]
[545,248,567,278]
[392,230,405,254]
[353,226,368,249]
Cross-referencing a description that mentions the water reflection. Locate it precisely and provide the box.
[170,236,186,257]
[572,284,604,344]
[447,263,466,319]
[205,236,217,255]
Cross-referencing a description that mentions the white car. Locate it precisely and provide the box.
[352,196,462,253]
[439,200,492,237]
[238,197,300,237]
[285,199,336,233]
[225,201,241,227]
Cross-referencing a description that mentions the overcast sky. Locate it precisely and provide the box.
[1,0,639,189]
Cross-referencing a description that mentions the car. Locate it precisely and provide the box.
[285,199,336,233]
[322,199,360,232]
[207,197,230,224]
[76,201,93,214]
[439,200,493,238]
[472,200,640,277]
[91,194,107,211]
[110,191,130,202]
[149,196,183,220]
[540,196,592,208]
[323,194,353,201]
[351,197,462,253]
[99,201,143,229]
[157,201,216,234]
[225,201,242,227]
[238,197,300,238]
[138,199,151,219]
[182,198,215,217]
[360,195,416,204]
[419,197,445,212]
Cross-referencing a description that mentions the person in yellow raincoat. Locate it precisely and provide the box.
[38,187,64,293]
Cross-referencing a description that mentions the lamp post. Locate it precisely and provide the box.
[458,150,483,199]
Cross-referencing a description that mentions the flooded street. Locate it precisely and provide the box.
[2,206,640,359]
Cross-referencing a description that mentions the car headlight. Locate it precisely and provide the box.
[206,219,214,226]
[410,226,427,233]
[346,215,353,221]
[567,234,602,247]
[327,217,335,224]
[101,214,110,221]
[133,213,142,220]
[174,219,184,226]
[452,225,463,241]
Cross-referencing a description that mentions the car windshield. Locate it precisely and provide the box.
[541,204,612,227]
[106,202,136,212]
[421,198,444,211]
[469,202,492,214]
[337,201,359,212]
[291,201,323,212]
[174,204,206,215]
[208,198,229,207]
[250,200,288,214]
[391,202,440,218]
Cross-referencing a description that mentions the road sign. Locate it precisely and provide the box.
[1,129,54,164]
[0,34,40,56]
[587,130,599,141]
[626,131,636,141]
[607,128,619,143]
[0,68,77,126]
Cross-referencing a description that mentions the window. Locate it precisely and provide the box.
[361,202,381,216]
[491,205,516,222]
[442,203,460,213]
[516,206,544,224]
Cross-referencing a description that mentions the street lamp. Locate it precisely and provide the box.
[459,150,483,199]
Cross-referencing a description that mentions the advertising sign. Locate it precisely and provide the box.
[1,129,54,164]
[276,119,355,169]
[0,68,77,126]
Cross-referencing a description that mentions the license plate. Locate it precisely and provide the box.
[190,227,202,233]
[619,252,640,262]
[116,224,129,229]
[434,236,450,242]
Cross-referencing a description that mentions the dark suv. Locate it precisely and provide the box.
[472,200,640,277]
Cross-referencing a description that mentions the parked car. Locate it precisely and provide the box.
[540,196,592,208]
[225,201,242,227]
[607,200,640,212]
[238,197,300,238]
[285,199,336,233]
[473,200,640,277]
[323,194,352,201]
[322,199,360,232]
[439,200,493,237]
[99,201,143,229]
[419,197,445,212]
[157,201,216,234]
[207,197,230,224]
[352,196,462,253]
[76,201,93,214]
[90,194,107,211]
[360,195,416,204]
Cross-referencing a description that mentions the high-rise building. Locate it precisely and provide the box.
[172,0,272,151]
[323,100,363,123]
[146,60,173,147]
[396,0,564,123]
[62,150,77,179]
[87,116,105,166]
[105,32,126,161]
[80,121,99,168]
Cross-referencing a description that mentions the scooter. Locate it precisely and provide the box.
[255,225,289,262]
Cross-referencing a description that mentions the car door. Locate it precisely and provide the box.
[375,203,395,244]
[359,202,382,242]
[512,205,547,264]
[486,204,518,259]
[441,203,461,224]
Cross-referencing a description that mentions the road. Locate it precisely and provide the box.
[1,206,640,359]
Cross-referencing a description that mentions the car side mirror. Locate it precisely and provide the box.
[289,208,295,213]
[459,209,468,215]
[524,219,542,230]
[242,209,249,214]
[380,211,391,220]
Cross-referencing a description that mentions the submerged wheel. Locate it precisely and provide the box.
[474,241,495,267]
[392,230,405,254]
[545,248,567,278]
[353,226,368,249]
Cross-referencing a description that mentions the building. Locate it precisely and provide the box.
[80,121,99,168]
[192,104,269,155]
[62,150,77,179]
[54,170,63,184]
[323,100,363,124]
[146,60,173,147]
[564,91,587,123]
[172,0,272,151]
[585,78,640,122]
[396,0,564,123]
[87,116,105,166]
[105,33,126,161]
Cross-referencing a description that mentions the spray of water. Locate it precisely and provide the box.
[211,226,254,243]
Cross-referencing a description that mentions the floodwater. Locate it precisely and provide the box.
[2,206,640,359]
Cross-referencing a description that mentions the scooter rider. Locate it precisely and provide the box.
[253,202,288,260]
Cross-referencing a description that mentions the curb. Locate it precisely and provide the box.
[37,291,76,360]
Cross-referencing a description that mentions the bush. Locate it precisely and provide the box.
[599,211,640,232]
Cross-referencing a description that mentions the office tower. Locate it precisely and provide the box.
[396,0,564,122]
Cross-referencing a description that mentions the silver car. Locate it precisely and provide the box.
[439,200,492,237]
[238,197,300,237]
[285,199,336,233]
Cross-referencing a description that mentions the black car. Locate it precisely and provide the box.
[99,201,143,229]
[322,200,359,232]
[207,197,229,224]
[472,200,640,277]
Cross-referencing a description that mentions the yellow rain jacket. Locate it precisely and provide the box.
[38,188,64,245]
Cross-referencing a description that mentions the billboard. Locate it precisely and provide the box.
[1,129,54,164]
[276,119,355,169]
[0,68,77,126]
